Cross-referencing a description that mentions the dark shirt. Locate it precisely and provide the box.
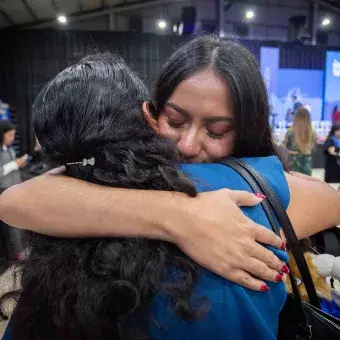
[293,101,303,112]
[324,138,340,183]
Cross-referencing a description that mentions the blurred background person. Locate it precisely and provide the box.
[0,120,27,274]
[283,107,316,175]
[332,105,340,123]
[285,108,294,128]
[323,122,340,183]
[291,94,303,112]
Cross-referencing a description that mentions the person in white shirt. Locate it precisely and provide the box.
[0,120,27,271]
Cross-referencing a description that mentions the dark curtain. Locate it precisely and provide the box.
[279,45,327,69]
[0,30,338,155]
[0,30,186,154]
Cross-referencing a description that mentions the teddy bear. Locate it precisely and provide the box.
[285,252,335,301]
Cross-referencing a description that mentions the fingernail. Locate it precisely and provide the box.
[275,274,283,282]
[281,241,286,250]
[260,284,270,292]
[281,264,290,274]
[254,193,266,199]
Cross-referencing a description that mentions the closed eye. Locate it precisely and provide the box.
[168,121,185,129]
[207,131,225,139]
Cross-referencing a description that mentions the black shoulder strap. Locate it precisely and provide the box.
[217,157,320,309]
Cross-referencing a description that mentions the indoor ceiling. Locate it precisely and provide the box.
[1,0,340,30]
[0,0,165,29]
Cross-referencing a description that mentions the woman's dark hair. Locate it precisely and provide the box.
[0,120,15,145]
[153,35,276,158]
[1,54,207,339]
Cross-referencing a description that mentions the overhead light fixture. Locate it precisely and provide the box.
[57,15,67,24]
[245,10,254,20]
[322,18,330,27]
[157,20,167,30]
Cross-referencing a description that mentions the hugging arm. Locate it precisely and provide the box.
[286,173,340,239]
[0,173,285,291]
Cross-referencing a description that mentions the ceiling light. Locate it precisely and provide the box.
[322,18,330,27]
[57,15,67,24]
[157,20,167,29]
[245,10,254,20]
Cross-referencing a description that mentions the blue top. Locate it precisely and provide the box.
[1,156,289,340]
[149,156,290,340]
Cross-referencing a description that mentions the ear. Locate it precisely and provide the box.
[142,102,159,133]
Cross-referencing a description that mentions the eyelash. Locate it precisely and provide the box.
[168,122,185,129]
[168,121,227,139]
[207,131,225,140]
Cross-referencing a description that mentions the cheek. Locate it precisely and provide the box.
[204,132,235,160]
[157,117,181,142]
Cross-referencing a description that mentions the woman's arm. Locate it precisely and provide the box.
[0,173,285,291]
[327,146,339,156]
[282,130,298,154]
[286,173,340,239]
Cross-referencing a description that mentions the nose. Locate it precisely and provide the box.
[177,129,202,159]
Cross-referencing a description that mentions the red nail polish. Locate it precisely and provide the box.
[260,284,270,292]
[254,193,266,199]
[281,241,287,250]
[275,274,283,282]
[281,265,290,274]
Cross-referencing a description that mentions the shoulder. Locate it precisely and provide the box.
[181,157,289,209]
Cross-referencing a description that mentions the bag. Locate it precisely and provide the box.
[218,157,340,340]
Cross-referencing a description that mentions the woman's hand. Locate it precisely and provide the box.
[16,154,29,168]
[167,189,286,291]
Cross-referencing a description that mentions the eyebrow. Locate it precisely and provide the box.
[166,102,233,123]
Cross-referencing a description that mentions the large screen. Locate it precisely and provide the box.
[260,47,324,123]
[324,51,340,120]
[277,69,324,122]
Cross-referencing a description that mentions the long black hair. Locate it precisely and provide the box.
[1,54,207,339]
[153,35,275,158]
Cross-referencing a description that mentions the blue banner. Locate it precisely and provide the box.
[324,51,340,120]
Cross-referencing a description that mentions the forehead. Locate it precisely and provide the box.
[167,69,232,118]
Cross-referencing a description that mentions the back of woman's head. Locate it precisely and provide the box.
[5,54,204,340]
[153,35,274,158]
[293,107,314,153]
[33,53,195,194]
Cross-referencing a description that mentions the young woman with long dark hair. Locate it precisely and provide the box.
[2,37,340,340]
[2,52,287,339]
[0,37,289,292]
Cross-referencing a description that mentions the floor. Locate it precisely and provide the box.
[0,267,18,338]
[0,168,339,338]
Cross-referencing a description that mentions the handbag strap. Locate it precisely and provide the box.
[217,157,320,309]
